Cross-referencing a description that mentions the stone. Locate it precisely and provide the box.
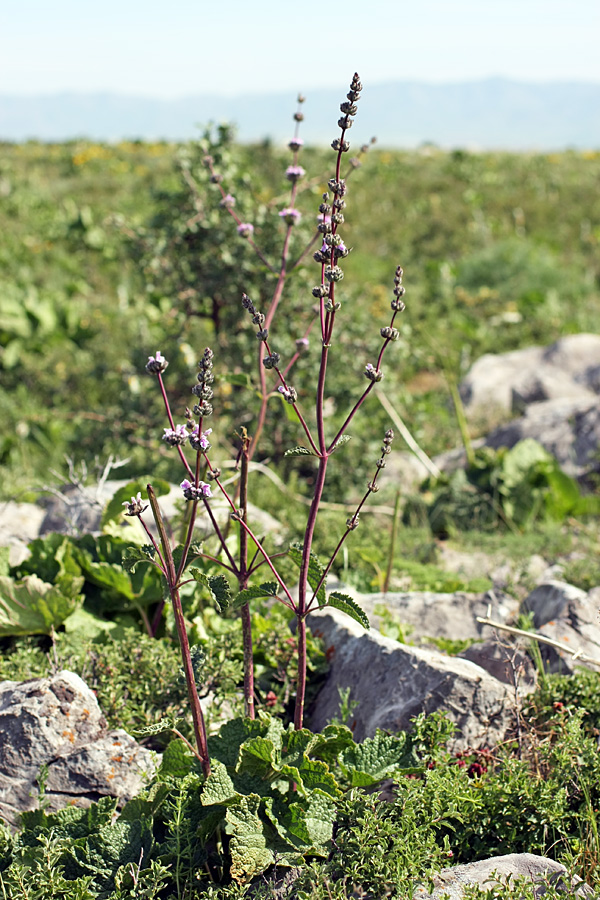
[521,581,600,675]
[324,582,518,645]
[460,334,600,420]
[0,500,46,566]
[414,853,592,899]
[307,608,515,750]
[0,671,157,829]
[458,639,537,696]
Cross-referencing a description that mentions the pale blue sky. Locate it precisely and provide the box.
[2,0,599,97]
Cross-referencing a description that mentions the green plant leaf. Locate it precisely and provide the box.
[330,434,352,453]
[201,760,237,806]
[231,582,279,609]
[122,544,156,573]
[0,573,84,637]
[101,477,171,528]
[189,569,231,612]
[284,446,316,457]
[132,716,185,738]
[339,730,419,786]
[288,543,326,605]
[226,793,274,883]
[322,591,370,630]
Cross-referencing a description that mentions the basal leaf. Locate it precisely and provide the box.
[226,793,274,883]
[339,730,419,787]
[236,736,278,778]
[323,591,370,630]
[201,760,237,806]
[231,582,279,610]
[0,573,84,637]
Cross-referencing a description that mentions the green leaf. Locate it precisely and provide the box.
[308,723,355,764]
[219,371,254,389]
[232,582,279,609]
[132,716,185,738]
[122,544,156,573]
[339,730,420,787]
[118,782,170,822]
[275,789,336,852]
[62,607,120,639]
[189,569,231,612]
[226,794,274,883]
[0,573,84,637]
[201,760,238,806]
[101,477,171,528]
[236,736,278,778]
[322,591,370,630]
[284,446,316,457]
[288,542,326,605]
[158,738,195,780]
[330,434,352,453]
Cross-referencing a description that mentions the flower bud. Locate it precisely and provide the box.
[262,353,280,369]
[324,265,344,283]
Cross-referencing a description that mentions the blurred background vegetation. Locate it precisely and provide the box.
[1,131,599,542]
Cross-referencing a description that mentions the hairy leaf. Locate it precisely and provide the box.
[322,591,370,629]
[189,569,231,612]
[329,434,352,453]
[231,581,279,609]
[288,542,326,604]
[0,573,84,637]
[284,445,316,457]
[122,543,156,573]
[226,794,274,883]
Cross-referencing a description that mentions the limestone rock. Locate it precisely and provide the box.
[460,334,600,419]
[458,640,537,696]
[324,582,517,644]
[522,581,600,674]
[0,671,157,829]
[307,608,514,750]
[414,853,591,899]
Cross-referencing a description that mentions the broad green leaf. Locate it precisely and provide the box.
[208,715,284,768]
[284,446,316,457]
[329,434,352,453]
[323,591,370,630]
[101,477,170,528]
[288,542,326,605]
[118,782,170,822]
[339,730,419,786]
[122,544,156,573]
[0,573,84,637]
[231,582,279,610]
[189,569,231,612]
[236,736,278,778]
[158,738,195,780]
[219,371,254,389]
[62,607,120,639]
[308,723,355,763]
[277,789,336,851]
[202,760,237,806]
[226,793,274,883]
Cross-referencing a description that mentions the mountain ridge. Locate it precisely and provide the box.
[1,78,599,149]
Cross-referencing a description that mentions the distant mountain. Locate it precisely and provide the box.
[1,79,599,149]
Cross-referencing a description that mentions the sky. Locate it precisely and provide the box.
[1,0,599,98]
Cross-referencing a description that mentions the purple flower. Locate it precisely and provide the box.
[162,424,188,446]
[180,479,212,501]
[288,137,304,151]
[189,426,212,452]
[146,351,169,374]
[277,385,297,404]
[220,193,236,208]
[317,213,332,225]
[278,207,302,226]
[285,165,305,183]
[295,337,309,354]
[237,223,254,238]
[122,492,147,516]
